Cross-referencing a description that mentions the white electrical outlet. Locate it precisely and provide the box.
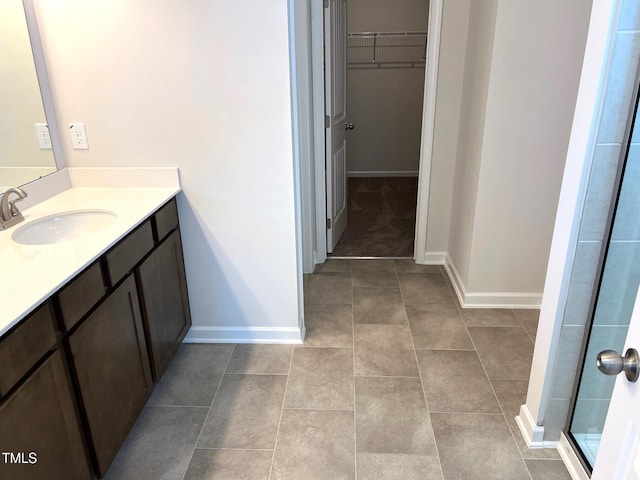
[69,123,89,149]
[34,123,52,149]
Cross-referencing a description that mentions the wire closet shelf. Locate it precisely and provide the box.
[348,31,427,68]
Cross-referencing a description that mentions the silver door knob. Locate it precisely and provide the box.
[345,123,355,130]
[597,348,639,382]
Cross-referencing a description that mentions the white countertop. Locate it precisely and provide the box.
[0,170,181,337]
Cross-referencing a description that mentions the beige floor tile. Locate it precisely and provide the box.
[398,273,455,305]
[461,308,521,327]
[353,287,408,324]
[285,347,354,410]
[353,269,399,287]
[424,375,501,414]
[271,409,355,480]
[302,304,353,347]
[355,324,419,377]
[198,374,286,449]
[183,449,272,480]
[407,305,474,350]
[147,344,234,407]
[315,259,352,273]
[416,350,501,414]
[468,326,534,380]
[225,344,292,374]
[356,453,442,480]
[431,413,530,480]
[525,459,573,480]
[112,262,556,480]
[514,309,540,342]
[352,259,397,273]
[394,260,442,274]
[104,406,208,480]
[416,349,485,377]
[355,376,436,455]
[304,273,352,305]
[491,380,561,460]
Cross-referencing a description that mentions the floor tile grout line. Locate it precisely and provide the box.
[446,280,535,480]
[490,378,537,480]
[444,274,541,473]
[267,343,295,480]
[194,447,275,452]
[281,406,355,412]
[145,404,221,409]
[465,324,531,329]
[179,343,237,480]
[513,309,538,345]
[396,261,446,480]
[352,266,358,480]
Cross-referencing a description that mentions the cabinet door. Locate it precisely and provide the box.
[0,350,91,480]
[68,275,152,477]
[138,229,191,379]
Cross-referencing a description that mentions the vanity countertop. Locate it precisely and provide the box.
[0,183,180,337]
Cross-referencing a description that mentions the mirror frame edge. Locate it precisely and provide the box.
[22,0,66,172]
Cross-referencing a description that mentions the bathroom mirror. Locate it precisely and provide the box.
[0,0,58,192]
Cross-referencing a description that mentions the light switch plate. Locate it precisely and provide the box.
[69,123,89,150]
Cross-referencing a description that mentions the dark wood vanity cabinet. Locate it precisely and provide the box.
[0,306,91,480]
[68,275,153,477]
[0,196,191,480]
[138,229,191,379]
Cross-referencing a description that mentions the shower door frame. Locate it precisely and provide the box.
[516,2,629,477]
[564,60,640,472]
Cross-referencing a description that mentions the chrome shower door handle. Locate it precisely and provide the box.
[597,348,640,382]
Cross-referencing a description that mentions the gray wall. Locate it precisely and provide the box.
[346,0,429,176]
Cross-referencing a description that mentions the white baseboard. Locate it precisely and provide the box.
[441,254,542,308]
[558,433,590,480]
[424,251,447,264]
[461,292,542,308]
[347,170,419,177]
[516,406,588,479]
[184,326,304,344]
[516,404,546,445]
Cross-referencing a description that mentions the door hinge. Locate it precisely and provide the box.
[326,218,332,229]
[323,0,329,8]
[325,115,330,128]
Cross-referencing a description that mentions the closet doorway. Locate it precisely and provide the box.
[324,0,430,258]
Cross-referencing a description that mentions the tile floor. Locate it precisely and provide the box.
[105,259,572,480]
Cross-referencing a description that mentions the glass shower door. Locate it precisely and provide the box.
[568,84,640,469]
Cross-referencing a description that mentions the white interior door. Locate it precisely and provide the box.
[325,0,348,253]
[593,285,640,479]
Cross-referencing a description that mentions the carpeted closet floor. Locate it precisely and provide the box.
[332,177,417,257]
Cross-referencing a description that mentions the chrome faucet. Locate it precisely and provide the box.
[0,187,28,230]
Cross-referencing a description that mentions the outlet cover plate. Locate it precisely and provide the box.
[69,123,89,150]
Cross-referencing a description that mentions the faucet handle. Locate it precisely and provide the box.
[9,198,24,216]
[0,187,28,230]
[7,187,27,215]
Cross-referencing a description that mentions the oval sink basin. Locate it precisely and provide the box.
[12,210,117,245]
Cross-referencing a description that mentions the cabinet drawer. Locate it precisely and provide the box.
[154,199,178,241]
[0,303,57,397]
[57,262,106,331]
[105,220,154,286]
